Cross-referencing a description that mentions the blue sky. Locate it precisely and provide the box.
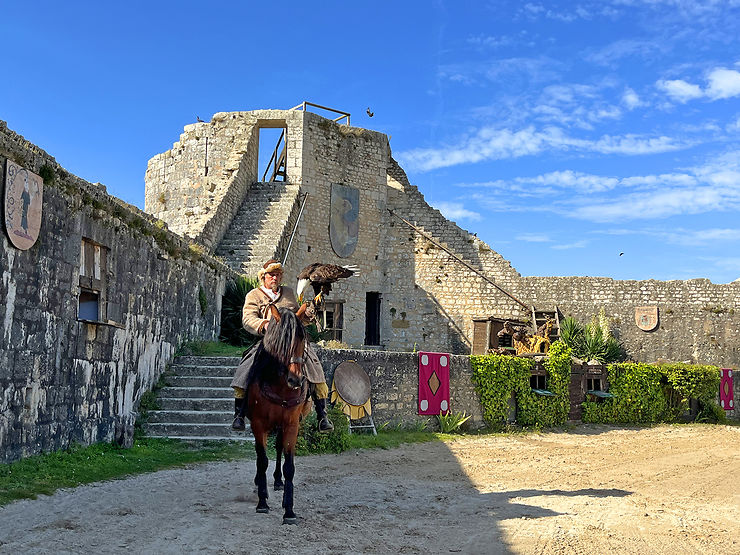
[3,1,740,283]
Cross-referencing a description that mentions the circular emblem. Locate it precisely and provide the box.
[421,354,429,366]
[440,400,448,411]
[440,355,448,367]
[420,399,429,411]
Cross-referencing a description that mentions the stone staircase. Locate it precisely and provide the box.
[144,356,252,441]
[215,181,302,276]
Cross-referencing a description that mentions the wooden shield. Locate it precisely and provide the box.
[4,160,43,250]
[635,306,659,331]
[329,183,359,258]
[333,360,371,406]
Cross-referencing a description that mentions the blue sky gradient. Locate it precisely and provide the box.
[3,1,740,283]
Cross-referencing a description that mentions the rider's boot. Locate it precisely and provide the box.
[314,398,334,433]
[232,397,246,431]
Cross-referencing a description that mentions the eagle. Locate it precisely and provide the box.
[296,263,359,304]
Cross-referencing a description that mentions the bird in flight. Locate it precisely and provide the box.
[196,116,204,122]
[366,107,374,117]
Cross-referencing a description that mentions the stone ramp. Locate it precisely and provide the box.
[215,181,301,275]
[143,356,252,442]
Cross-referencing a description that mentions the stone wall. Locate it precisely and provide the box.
[316,347,485,428]
[144,108,740,418]
[144,112,260,250]
[1,122,233,462]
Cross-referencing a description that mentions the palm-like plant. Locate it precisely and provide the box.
[219,275,260,347]
[559,309,624,363]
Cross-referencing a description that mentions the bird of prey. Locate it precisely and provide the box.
[619,252,624,256]
[196,116,204,122]
[366,107,374,117]
[296,263,359,304]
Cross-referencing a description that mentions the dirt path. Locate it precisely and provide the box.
[1,425,738,554]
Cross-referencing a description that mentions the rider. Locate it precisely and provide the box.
[231,259,334,433]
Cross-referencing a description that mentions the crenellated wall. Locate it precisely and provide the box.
[1,122,234,462]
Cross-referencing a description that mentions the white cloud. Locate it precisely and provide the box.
[398,126,686,172]
[551,240,589,250]
[456,150,740,223]
[657,67,740,103]
[705,68,740,99]
[656,79,703,102]
[621,88,643,109]
[516,233,552,242]
[433,202,481,222]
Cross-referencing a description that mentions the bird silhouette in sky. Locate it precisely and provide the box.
[366,107,374,117]
[196,116,204,122]
[619,252,624,256]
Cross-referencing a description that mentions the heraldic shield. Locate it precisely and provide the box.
[329,183,359,258]
[4,160,43,250]
[635,306,659,331]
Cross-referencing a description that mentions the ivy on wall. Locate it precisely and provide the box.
[516,341,571,427]
[471,341,572,429]
[582,362,722,424]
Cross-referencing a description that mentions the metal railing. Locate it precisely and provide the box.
[262,129,286,182]
[289,101,350,126]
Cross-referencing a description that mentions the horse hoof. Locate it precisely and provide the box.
[282,516,297,525]
[256,505,270,514]
[274,483,283,491]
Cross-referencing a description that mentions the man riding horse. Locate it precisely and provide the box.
[231,259,334,433]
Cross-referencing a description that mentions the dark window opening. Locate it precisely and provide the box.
[587,378,602,392]
[78,290,100,321]
[530,374,547,390]
[79,238,108,322]
[365,292,381,345]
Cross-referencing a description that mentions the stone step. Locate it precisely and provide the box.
[146,435,255,443]
[147,410,232,424]
[174,356,241,366]
[167,375,234,388]
[144,422,252,438]
[158,386,233,399]
[168,364,238,377]
[158,397,234,411]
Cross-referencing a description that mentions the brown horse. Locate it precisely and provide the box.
[246,304,312,524]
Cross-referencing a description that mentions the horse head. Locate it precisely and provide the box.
[263,304,306,389]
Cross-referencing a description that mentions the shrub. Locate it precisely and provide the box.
[560,309,624,363]
[582,362,721,424]
[471,341,572,429]
[219,275,260,346]
[297,403,350,454]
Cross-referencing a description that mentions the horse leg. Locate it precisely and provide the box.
[281,425,299,525]
[253,429,270,514]
[273,428,284,491]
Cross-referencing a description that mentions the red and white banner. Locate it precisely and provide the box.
[720,369,734,411]
[418,352,450,415]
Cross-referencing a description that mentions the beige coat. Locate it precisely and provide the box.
[231,286,325,389]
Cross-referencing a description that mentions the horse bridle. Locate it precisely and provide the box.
[288,355,307,390]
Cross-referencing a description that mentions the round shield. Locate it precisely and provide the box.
[333,361,371,406]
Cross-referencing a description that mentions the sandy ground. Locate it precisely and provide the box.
[0,424,738,554]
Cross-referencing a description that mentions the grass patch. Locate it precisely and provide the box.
[0,437,254,506]
[178,341,245,357]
